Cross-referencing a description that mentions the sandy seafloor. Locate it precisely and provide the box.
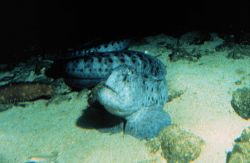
[0,34,249,163]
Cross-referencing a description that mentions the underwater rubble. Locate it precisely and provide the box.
[130,32,224,62]
[0,56,72,108]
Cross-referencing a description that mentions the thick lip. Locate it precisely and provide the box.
[100,84,127,116]
[103,83,118,94]
[100,83,137,117]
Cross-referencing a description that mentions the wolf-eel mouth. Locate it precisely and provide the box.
[102,84,118,95]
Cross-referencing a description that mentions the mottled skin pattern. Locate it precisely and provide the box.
[64,41,171,139]
[67,40,130,58]
[65,50,165,88]
[96,66,171,139]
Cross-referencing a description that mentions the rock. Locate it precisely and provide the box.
[227,127,250,163]
[168,89,184,102]
[0,82,54,104]
[147,125,205,162]
[159,125,205,162]
[231,87,250,119]
[169,47,202,62]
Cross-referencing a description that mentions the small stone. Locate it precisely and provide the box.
[159,125,205,162]
[231,87,250,119]
[234,80,242,86]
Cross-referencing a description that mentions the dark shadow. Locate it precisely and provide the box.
[45,59,82,91]
[76,102,125,134]
[45,59,66,79]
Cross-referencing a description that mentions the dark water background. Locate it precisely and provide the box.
[1,1,250,63]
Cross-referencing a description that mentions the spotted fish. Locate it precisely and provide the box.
[63,45,171,139]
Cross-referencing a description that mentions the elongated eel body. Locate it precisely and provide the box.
[67,40,130,58]
[64,50,166,88]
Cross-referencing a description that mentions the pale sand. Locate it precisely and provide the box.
[0,92,160,163]
[0,35,249,163]
[166,53,250,163]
